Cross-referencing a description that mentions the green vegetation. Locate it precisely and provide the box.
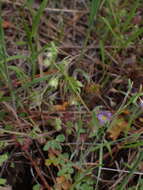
[0,0,143,189]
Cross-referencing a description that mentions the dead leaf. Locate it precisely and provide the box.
[139,117,143,123]
[85,83,101,94]
[55,176,72,190]
[53,102,69,111]
[107,117,129,140]
[120,109,130,115]
[138,161,143,171]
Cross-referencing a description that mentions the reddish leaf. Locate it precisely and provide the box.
[2,21,13,29]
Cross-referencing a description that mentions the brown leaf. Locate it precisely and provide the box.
[55,176,72,190]
[107,117,129,140]
[53,102,69,111]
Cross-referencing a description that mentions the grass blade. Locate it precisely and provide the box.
[117,151,143,189]
[31,0,48,37]
[79,0,101,61]
[0,3,16,108]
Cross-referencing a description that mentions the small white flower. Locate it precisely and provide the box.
[48,77,59,89]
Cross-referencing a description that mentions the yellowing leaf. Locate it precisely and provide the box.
[45,156,59,166]
[85,83,101,94]
[107,117,129,140]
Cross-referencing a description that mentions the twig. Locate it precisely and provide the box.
[25,151,52,190]
[1,102,23,130]
[101,167,143,175]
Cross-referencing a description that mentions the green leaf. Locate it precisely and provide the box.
[33,184,40,190]
[58,165,74,176]
[56,134,65,142]
[0,178,6,185]
[0,154,8,166]
[43,140,62,151]
[55,118,62,131]
[43,42,58,67]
